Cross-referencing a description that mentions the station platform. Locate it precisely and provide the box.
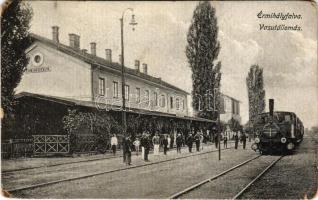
[1,141,252,173]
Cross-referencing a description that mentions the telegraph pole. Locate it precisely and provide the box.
[119,8,137,138]
[120,17,126,137]
[213,87,221,160]
[119,8,137,163]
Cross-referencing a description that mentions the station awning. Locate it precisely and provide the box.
[15,92,216,123]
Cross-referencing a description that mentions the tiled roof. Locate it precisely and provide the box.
[16,92,215,123]
[30,33,189,95]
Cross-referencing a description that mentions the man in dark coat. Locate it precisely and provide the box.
[214,133,219,149]
[176,133,182,153]
[240,132,247,149]
[194,132,201,152]
[234,132,239,149]
[170,133,174,149]
[187,134,194,153]
[122,136,126,163]
[223,133,228,149]
[123,136,132,165]
[141,133,150,161]
[181,133,186,147]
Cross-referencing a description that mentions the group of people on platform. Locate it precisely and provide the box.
[109,129,248,165]
[214,131,248,150]
[184,130,205,153]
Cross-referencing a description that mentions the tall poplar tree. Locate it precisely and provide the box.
[246,65,266,126]
[186,1,221,120]
[1,0,33,114]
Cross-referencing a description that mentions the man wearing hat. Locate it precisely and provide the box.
[187,133,194,153]
[176,133,183,153]
[123,136,132,165]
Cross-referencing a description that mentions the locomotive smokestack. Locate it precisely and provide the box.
[269,99,274,117]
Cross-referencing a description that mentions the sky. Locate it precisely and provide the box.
[27,1,317,128]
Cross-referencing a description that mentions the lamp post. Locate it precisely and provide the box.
[213,87,221,160]
[120,8,137,138]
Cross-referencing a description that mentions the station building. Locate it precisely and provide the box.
[15,26,243,130]
[10,26,218,145]
[6,26,243,154]
[17,26,188,117]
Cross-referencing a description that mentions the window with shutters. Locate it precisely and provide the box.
[125,85,130,101]
[145,90,150,105]
[136,87,140,103]
[154,92,158,106]
[99,78,105,96]
[170,97,174,109]
[113,81,118,98]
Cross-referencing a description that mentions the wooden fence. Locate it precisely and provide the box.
[1,134,112,158]
[33,135,70,154]
[1,139,33,159]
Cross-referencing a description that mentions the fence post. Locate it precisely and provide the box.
[44,135,47,154]
[9,139,13,158]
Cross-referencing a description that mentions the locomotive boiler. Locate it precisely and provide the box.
[251,99,304,154]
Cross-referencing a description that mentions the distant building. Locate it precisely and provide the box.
[219,93,241,124]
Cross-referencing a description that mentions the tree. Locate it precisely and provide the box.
[62,109,122,152]
[246,65,266,126]
[1,0,33,114]
[62,109,122,137]
[186,1,222,120]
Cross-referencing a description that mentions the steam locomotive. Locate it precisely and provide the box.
[251,99,304,154]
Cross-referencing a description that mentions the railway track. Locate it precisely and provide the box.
[233,156,283,199]
[169,155,283,199]
[5,144,240,193]
[2,154,119,174]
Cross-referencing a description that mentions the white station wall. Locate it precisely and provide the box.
[16,42,92,101]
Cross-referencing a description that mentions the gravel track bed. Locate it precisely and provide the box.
[239,134,318,199]
[179,155,279,199]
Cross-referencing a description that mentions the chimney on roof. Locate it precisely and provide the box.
[135,60,140,72]
[69,33,80,49]
[81,49,87,54]
[105,49,112,62]
[142,63,148,75]
[119,54,123,65]
[52,26,59,43]
[90,42,96,56]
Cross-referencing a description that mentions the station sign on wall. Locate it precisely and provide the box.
[26,52,51,73]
